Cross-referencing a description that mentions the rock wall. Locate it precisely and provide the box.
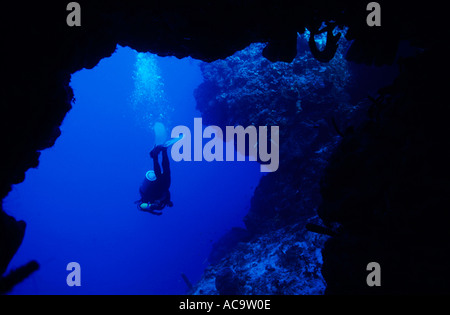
[192,218,328,295]
[194,39,359,235]
[319,49,450,294]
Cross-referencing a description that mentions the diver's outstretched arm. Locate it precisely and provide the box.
[138,202,163,215]
[146,209,163,216]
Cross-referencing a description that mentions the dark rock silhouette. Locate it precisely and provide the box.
[0,261,39,295]
[319,49,450,294]
[0,208,39,294]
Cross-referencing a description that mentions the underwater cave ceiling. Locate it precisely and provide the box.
[0,0,447,293]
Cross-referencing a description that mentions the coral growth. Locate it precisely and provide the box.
[192,218,328,295]
[194,36,379,235]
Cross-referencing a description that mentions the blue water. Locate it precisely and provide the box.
[3,46,262,294]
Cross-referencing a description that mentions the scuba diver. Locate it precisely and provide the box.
[137,144,173,216]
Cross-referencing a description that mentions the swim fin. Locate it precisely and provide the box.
[163,134,184,148]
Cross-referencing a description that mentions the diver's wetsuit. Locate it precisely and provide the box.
[139,147,172,215]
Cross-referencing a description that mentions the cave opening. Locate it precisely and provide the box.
[3,45,262,294]
[2,33,408,295]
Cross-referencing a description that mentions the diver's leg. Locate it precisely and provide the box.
[161,148,170,176]
[165,191,173,207]
[152,154,162,178]
[161,148,171,188]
